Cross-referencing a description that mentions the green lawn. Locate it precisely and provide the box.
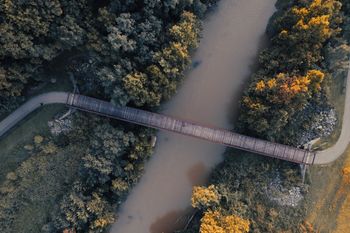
[1,145,84,233]
[0,71,85,232]
[0,105,68,184]
[0,72,71,183]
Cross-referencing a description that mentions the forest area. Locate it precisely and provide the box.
[0,0,219,232]
[183,0,350,232]
[1,0,350,233]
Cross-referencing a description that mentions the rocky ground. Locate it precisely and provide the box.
[298,106,337,146]
[48,115,73,136]
[265,172,304,207]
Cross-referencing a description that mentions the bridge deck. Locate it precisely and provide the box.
[67,93,316,165]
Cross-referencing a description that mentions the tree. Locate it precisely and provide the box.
[238,0,342,143]
[199,210,250,233]
[0,1,218,232]
[191,185,221,209]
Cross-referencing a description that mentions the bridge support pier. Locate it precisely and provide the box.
[300,143,312,183]
[300,164,308,184]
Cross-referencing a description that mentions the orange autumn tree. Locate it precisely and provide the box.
[292,0,341,40]
[241,69,326,137]
[191,185,221,209]
[274,0,342,70]
[280,0,342,46]
[199,210,250,233]
[238,1,342,142]
[254,69,325,105]
[191,185,250,233]
[342,165,350,184]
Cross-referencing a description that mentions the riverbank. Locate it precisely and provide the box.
[110,1,277,232]
[2,1,349,232]
[0,2,219,232]
[183,0,350,232]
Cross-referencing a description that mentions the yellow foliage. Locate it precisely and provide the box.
[242,97,266,111]
[342,167,350,176]
[296,19,309,30]
[290,76,311,93]
[191,185,220,209]
[123,72,146,90]
[170,11,199,49]
[255,80,266,91]
[171,42,189,60]
[310,0,322,9]
[92,214,115,229]
[334,155,350,232]
[307,69,325,82]
[335,195,350,233]
[255,70,325,105]
[276,70,324,95]
[86,193,103,213]
[200,210,250,233]
[306,69,325,91]
[308,15,330,27]
[292,7,310,16]
[157,42,189,73]
[308,15,331,37]
[112,178,129,192]
[292,0,335,39]
[93,218,109,228]
[279,75,310,95]
[267,78,277,88]
[342,165,350,184]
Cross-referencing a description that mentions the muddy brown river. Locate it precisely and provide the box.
[110,0,276,232]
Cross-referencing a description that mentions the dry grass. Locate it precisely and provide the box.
[334,153,350,232]
[304,146,350,232]
[335,195,350,233]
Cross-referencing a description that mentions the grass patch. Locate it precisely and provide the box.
[0,72,71,184]
[304,145,350,231]
[0,145,84,233]
[0,105,67,184]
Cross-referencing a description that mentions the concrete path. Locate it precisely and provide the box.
[0,92,69,138]
[314,61,350,164]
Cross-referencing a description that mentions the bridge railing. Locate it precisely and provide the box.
[67,93,316,165]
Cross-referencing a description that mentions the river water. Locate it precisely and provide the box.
[110,0,276,232]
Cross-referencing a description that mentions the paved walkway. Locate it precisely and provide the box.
[314,61,350,164]
[0,92,69,137]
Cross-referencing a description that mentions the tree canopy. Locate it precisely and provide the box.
[238,0,343,144]
[0,0,219,232]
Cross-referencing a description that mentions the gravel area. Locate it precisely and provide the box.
[265,173,304,207]
[48,118,72,136]
[298,107,337,146]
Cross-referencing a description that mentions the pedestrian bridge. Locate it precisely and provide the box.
[67,93,316,165]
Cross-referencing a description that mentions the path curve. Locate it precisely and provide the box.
[0,92,69,138]
[0,63,349,165]
[313,60,350,164]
